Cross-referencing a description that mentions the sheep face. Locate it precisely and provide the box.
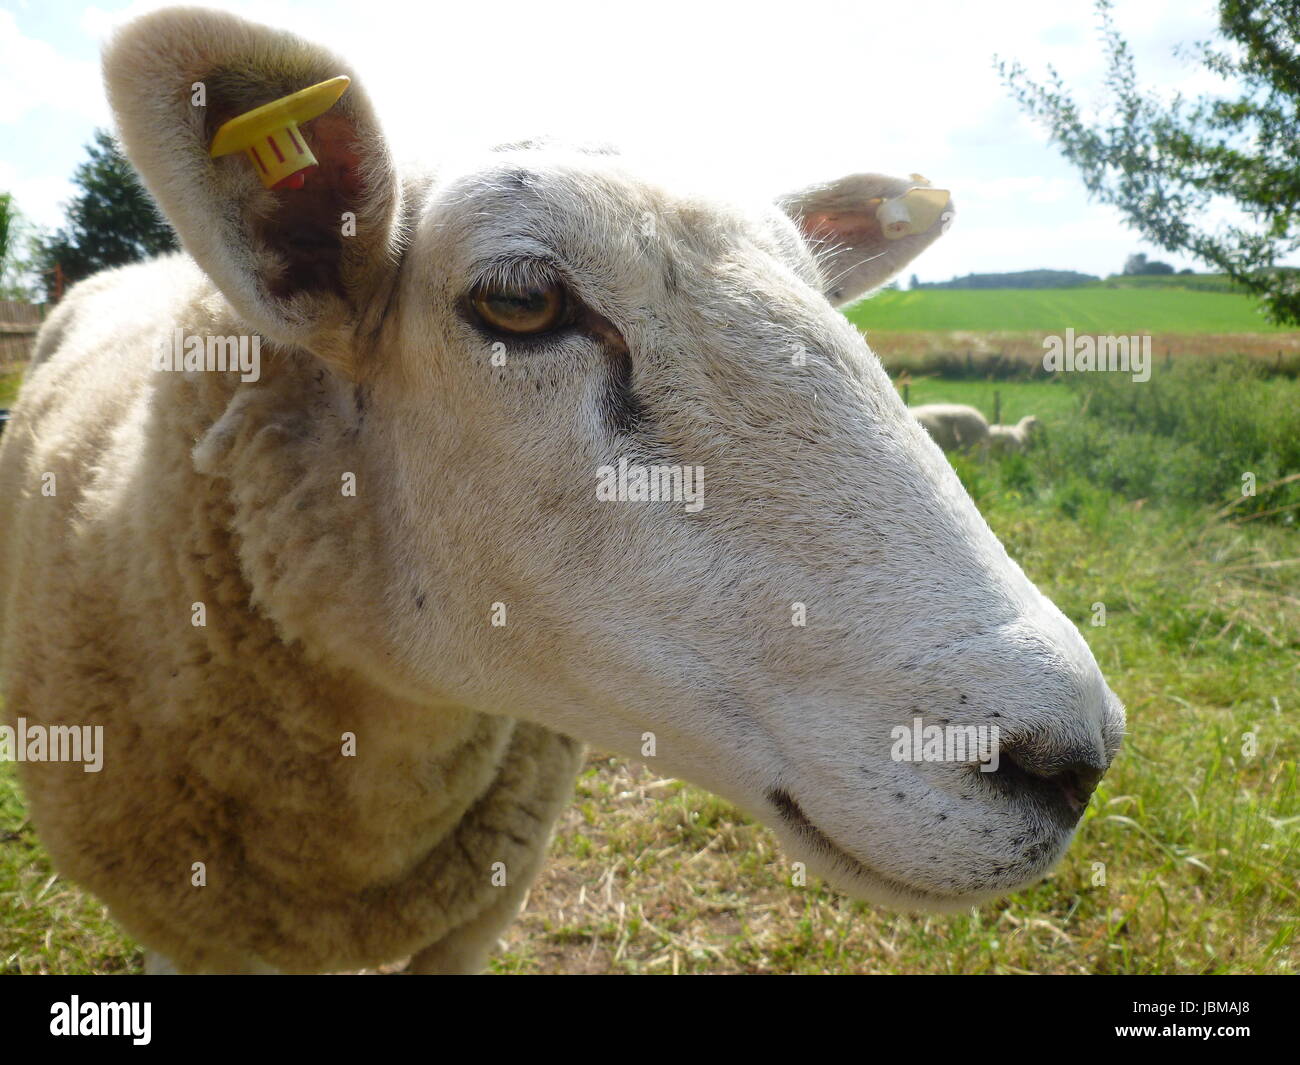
[102,7,1123,912]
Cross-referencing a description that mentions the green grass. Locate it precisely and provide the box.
[1,763,140,974]
[847,287,1288,333]
[901,377,1080,423]
[0,369,21,408]
[2,362,1297,974]
[908,361,1300,516]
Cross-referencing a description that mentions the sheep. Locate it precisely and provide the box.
[986,415,1042,454]
[910,403,991,452]
[0,7,1123,974]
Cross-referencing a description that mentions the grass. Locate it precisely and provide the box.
[2,361,1298,974]
[1,767,139,974]
[903,359,1300,519]
[900,377,1079,424]
[846,287,1290,333]
[0,368,21,409]
[865,330,1300,381]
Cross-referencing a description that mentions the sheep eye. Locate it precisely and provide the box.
[470,279,567,335]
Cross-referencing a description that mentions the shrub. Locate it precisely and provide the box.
[979,358,1300,523]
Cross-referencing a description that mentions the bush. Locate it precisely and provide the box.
[978,358,1300,523]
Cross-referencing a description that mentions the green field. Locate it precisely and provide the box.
[846,287,1288,333]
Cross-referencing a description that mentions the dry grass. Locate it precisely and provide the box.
[866,331,1300,379]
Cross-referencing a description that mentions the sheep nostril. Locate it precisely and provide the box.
[1052,764,1104,812]
[994,745,1105,817]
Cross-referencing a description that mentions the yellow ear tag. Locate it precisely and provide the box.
[877,186,951,240]
[209,76,351,190]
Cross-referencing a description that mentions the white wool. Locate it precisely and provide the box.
[986,415,1043,454]
[910,403,990,451]
[0,7,1121,974]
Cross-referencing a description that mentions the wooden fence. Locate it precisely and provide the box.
[0,299,45,368]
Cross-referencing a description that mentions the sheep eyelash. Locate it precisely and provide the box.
[467,255,567,295]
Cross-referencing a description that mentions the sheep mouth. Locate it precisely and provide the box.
[766,785,1069,904]
[765,787,959,903]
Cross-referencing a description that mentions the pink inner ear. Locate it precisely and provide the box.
[256,111,365,300]
[797,209,882,247]
[300,112,365,199]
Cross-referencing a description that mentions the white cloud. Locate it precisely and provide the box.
[960,176,1076,205]
[1,0,1255,276]
[0,9,104,124]
[0,162,75,228]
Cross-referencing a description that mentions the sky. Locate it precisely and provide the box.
[0,0,1250,283]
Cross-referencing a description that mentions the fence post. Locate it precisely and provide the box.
[902,382,910,407]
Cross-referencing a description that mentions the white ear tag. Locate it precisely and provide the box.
[877,187,951,240]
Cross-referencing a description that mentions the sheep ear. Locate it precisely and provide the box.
[102,8,402,374]
[779,173,953,308]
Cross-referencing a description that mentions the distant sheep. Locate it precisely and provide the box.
[986,415,1042,454]
[910,403,990,451]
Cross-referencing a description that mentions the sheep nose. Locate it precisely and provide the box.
[991,739,1108,819]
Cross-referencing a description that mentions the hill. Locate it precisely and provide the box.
[1083,273,1244,294]
[915,269,1099,289]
